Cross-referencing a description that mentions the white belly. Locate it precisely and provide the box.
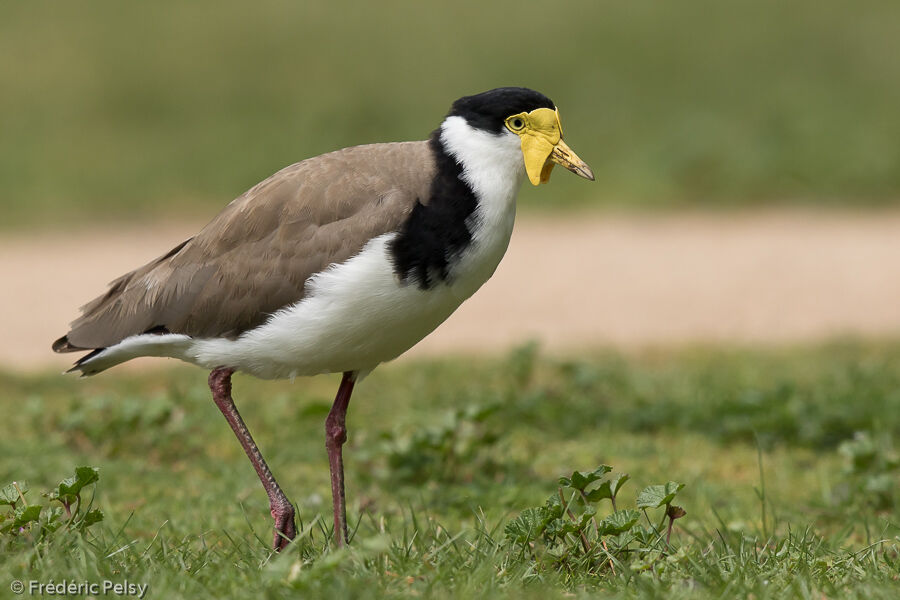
[187,221,514,379]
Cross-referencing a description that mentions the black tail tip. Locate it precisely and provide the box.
[53,334,92,354]
[52,335,72,353]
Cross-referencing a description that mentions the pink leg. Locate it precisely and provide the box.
[325,372,356,547]
[209,367,296,551]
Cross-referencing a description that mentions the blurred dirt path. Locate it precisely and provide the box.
[3,209,900,372]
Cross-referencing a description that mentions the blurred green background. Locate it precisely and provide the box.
[2,0,900,229]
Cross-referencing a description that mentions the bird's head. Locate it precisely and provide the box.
[445,87,594,186]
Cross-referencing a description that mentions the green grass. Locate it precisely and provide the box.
[2,342,900,598]
[3,0,900,230]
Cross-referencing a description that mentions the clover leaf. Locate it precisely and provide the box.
[636,482,685,509]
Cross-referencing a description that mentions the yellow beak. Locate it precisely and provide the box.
[549,139,595,182]
[515,108,594,185]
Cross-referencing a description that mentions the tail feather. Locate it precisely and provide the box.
[64,333,193,376]
[52,335,85,353]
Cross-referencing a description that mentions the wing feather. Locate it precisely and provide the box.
[56,141,434,350]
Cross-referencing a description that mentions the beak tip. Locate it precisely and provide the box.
[574,164,595,181]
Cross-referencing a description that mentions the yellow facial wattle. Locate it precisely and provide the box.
[505,107,594,186]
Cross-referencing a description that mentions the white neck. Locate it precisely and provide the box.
[437,115,524,292]
[439,116,525,206]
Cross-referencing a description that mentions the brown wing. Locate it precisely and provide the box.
[54,141,435,351]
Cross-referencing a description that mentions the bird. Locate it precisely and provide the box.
[52,87,594,551]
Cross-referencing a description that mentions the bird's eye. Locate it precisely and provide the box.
[506,116,526,132]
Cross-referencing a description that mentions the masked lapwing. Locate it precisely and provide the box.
[53,87,594,550]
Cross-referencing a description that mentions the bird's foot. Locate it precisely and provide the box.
[271,500,296,551]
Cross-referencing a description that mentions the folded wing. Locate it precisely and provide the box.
[54,141,435,352]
